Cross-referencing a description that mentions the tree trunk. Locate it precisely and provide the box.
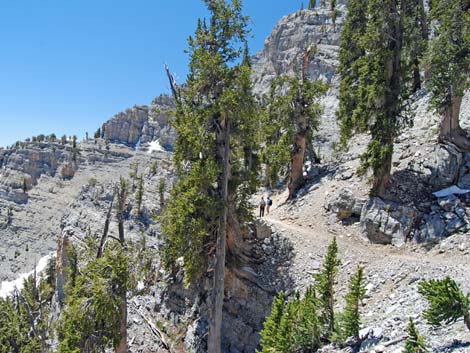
[439,93,470,150]
[208,117,230,353]
[371,148,392,197]
[288,132,307,199]
[116,300,127,353]
[56,231,70,307]
[116,183,127,353]
[97,196,114,259]
[464,312,470,331]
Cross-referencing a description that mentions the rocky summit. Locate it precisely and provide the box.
[1,2,470,353]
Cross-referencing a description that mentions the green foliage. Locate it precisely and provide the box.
[150,160,158,175]
[404,318,428,353]
[158,177,166,206]
[308,0,315,9]
[259,239,367,352]
[336,265,366,341]
[57,243,132,353]
[160,162,220,284]
[337,0,367,147]
[314,236,340,336]
[135,174,144,216]
[258,288,321,353]
[160,0,259,283]
[418,277,470,329]
[427,0,470,113]
[94,128,101,139]
[0,273,54,353]
[337,0,417,194]
[261,73,327,187]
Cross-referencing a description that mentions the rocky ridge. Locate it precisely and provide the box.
[1,3,470,353]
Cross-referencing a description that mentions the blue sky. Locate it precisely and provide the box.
[0,0,301,147]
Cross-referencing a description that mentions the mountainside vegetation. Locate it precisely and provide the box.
[1,0,470,352]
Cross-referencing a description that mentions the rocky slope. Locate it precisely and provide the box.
[1,3,470,353]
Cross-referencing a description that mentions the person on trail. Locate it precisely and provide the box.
[259,197,266,217]
[266,196,273,214]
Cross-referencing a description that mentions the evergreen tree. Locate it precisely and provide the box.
[94,128,101,139]
[314,237,340,337]
[258,291,286,351]
[339,265,366,340]
[158,177,165,206]
[418,277,470,331]
[338,0,412,196]
[135,174,144,216]
[404,318,428,353]
[262,46,327,198]
[427,0,470,150]
[337,0,368,147]
[161,1,258,351]
[309,0,316,9]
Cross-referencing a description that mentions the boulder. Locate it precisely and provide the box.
[416,214,446,242]
[361,197,418,246]
[326,188,365,220]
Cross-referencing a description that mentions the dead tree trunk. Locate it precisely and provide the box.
[208,116,230,353]
[439,92,470,150]
[115,180,127,353]
[97,194,114,259]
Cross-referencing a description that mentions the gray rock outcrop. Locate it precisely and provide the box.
[325,187,365,220]
[102,94,176,149]
[361,198,418,246]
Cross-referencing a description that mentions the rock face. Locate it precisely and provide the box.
[361,198,418,246]
[251,6,346,96]
[102,94,177,149]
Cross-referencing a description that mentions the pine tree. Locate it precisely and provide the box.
[418,277,470,331]
[158,177,165,206]
[339,0,412,196]
[160,1,258,351]
[135,174,144,216]
[427,0,470,150]
[404,318,428,353]
[314,237,340,338]
[309,0,316,9]
[258,291,286,351]
[339,265,366,340]
[337,0,368,147]
[262,46,327,198]
[94,128,101,139]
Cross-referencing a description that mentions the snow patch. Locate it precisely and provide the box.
[148,140,165,153]
[433,185,470,198]
[0,253,55,298]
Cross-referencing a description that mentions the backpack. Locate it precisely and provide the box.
[267,199,273,206]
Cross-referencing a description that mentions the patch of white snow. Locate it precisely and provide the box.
[0,253,55,298]
[148,139,165,153]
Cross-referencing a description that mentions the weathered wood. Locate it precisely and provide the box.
[208,117,230,353]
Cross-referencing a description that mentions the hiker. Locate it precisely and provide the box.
[266,196,273,214]
[259,197,266,217]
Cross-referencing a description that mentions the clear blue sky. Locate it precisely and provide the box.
[0,0,301,147]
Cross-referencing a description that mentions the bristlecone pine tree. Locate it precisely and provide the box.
[160,1,259,351]
[427,0,470,150]
[259,238,368,352]
[404,318,428,353]
[418,277,470,331]
[338,0,417,196]
[338,265,366,341]
[135,174,144,216]
[262,46,327,198]
[314,236,341,337]
[337,0,367,147]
